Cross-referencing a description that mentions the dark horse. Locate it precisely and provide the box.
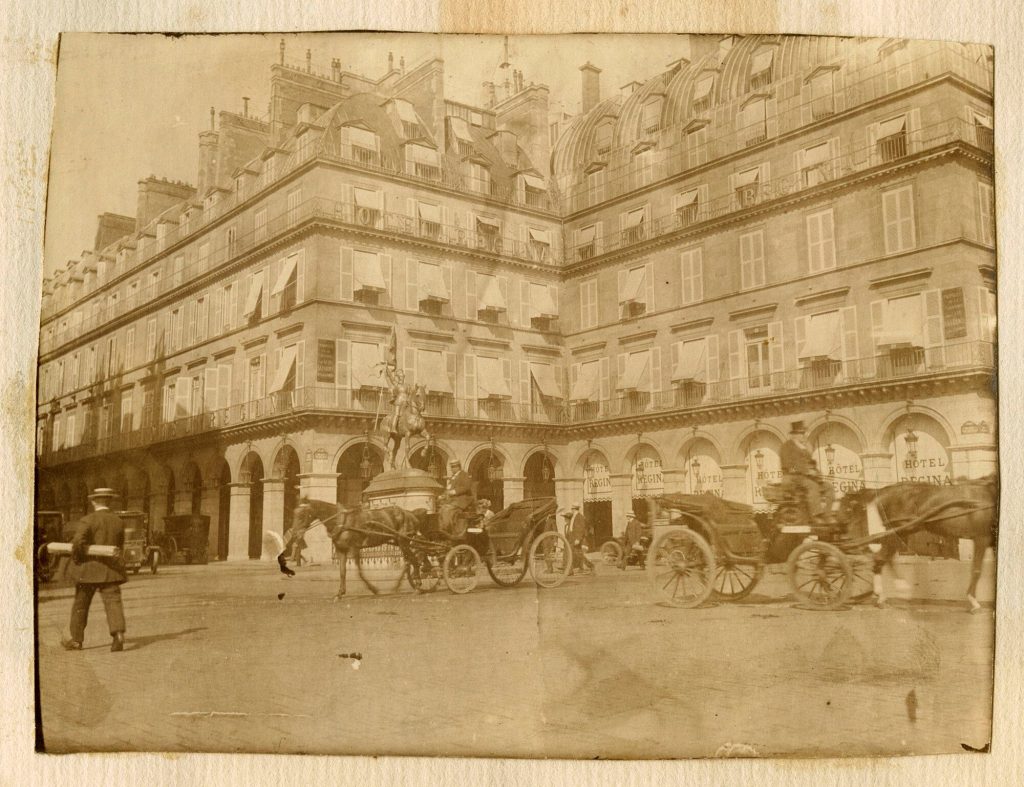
[279,498,424,599]
[839,477,998,611]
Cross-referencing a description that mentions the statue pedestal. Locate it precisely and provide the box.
[362,468,443,513]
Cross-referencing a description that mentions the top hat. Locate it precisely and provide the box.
[790,420,806,434]
[88,487,118,500]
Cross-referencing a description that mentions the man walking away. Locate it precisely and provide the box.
[63,488,128,652]
[566,504,594,575]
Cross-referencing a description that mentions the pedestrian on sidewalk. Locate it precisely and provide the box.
[565,504,594,575]
[62,488,128,653]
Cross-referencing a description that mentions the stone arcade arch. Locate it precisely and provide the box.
[468,446,505,511]
[336,440,385,507]
[241,451,265,559]
[678,437,724,497]
[579,446,613,545]
[408,440,448,484]
[523,449,557,501]
[216,460,231,561]
[625,442,665,524]
[741,429,784,513]
[272,444,301,535]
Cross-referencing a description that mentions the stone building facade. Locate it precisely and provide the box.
[36,35,996,558]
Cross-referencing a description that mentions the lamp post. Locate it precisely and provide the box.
[904,400,918,464]
[825,444,837,466]
[754,449,765,471]
[541,440,551,482]
[359,431,373,480]
[691,456,701,492]
[487,436,502,482]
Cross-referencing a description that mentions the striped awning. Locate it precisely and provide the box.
[570,362,600,401]
[476,357,511,398]
[617,352,649,391]
[672,341,706,382]
[530,363,562,398]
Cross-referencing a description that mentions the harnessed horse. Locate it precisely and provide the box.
[839,477,998,611]
[279,498,425,599]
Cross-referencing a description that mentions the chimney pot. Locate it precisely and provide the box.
[242,97,250,117]
[579,62,602,113]
[279,38,285,65]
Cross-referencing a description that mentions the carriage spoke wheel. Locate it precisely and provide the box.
[486,545,528,587]
[443,545,481,594]
[647,529,716,608]
[528,531,573,588]
[407,551,442,593]
[600,540,624,566]
[712,558,764,601]
[787,541,853,610]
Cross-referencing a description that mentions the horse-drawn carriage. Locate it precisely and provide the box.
[648,476,997,611]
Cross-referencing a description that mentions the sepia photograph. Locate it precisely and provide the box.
[32,31,998,760]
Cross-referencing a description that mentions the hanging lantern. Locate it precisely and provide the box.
[904,428,919,463]
[691,457,701,474]
[754,449,765,471]
[359,432,373,480]
[427,438,443,479]
[825,444,837,465]
[541,441,551,482]
[487,437,503,482]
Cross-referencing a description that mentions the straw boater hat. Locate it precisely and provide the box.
[88,487,118,500]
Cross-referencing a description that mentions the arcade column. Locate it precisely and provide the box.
[662,468,686,496]
[950,443,998,480]
[610,474,632,537]
[554,476,580,510]
[263,478,286,537]
[720,464,749,504]
[199,484,220,559]
[298,472,341,504]
[226,483,252,561]
[860,452,895,489]
[503,476,525,505]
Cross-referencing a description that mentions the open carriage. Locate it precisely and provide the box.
[405,497,573,594]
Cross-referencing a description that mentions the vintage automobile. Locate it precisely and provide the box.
[117,510,161,574]
[161,513,211,564]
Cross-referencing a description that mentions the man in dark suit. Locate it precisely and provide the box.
[62,488,128,652]
[566,504,594,575]
[779,421,831,520]
[439,460,476,538]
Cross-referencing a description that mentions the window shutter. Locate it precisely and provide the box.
[728,330,745,396]
[442,265,452,307]
[923,289,944,368]
[549,285,558,315]
[508,278,520,327]
[644,262,656,312]
[336,340,350,391]
[898,187,915,251]
[229,281,238,330]
[840,306,859,379]
[650,347,662,396]
[296,250,305,303]
[706,335,720,384]
[175,375,191,418]
[867,122,879,165]
[977,286,994,341]
[907,108,921,153]
[463,355,476,415]
[445,352,457,395]
[502,359,512,398]
[594,221,604,254]
[466,270,477,318]
[867,299,884,378]
[768,322,784,385]
[616,353,626,392]
[821,210,835,269]
[794,316,808,364]
[295,341,305,391]
[204,368,218,412]
[617,269,626,306]
[520,281,532,326]
[186,301,197,346]
[219,362,232,409]
[406,198,415,219]
[340,248,354,301]
[518,360,530,407]
[403,259,416,312]
[381,254,393,306]
[499,277,509,319]
[404,347,417,384]
[599,357,610,411]
[571,363,580,397]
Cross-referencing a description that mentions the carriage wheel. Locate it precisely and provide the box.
[406,551,442,593]
[443,545,481,594]
[647,528,716,608]
[486,545,529,587]
[712,557,764,601]
[150,550,160,574]
[528,531,573,588]
[787,541,853,609]
[600,540,624,566]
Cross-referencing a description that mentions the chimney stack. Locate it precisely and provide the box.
[331,58,340,81]
[306,49,312,73]
[483,81,496,107]
[209,106,215,130]
[580,62,602,114]
[242,97,250,117]
[279,38,285,65]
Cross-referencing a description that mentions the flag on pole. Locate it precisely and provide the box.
[386,328,398,368]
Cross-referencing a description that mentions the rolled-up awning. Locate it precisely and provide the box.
[877,115,906,138]
[449,116,472,141]
[878,297,925,347]
[417,263,449,303]
[347,126,378,149]
[616,352,649,391]
[478,275,506,311]
[624,207,646,228]
[353,250,386,292]
[619,267,646,304]
[800,311,842,360]
[354,187,381,210]
[350,341,384,388]
[570,362,600,401]
[735,167,760,188]
[417,202,440,223]
[269,345,298,393]
[242,275,264,318]
[676,188,699,207]
[576,225,596,245]
[271,254,298,296]
[528,228,550,244]
[417,350,452,394]
[407,144,438,165]
[672,341,707,382]
[523,173,546,189]
[803,142,830,166]
[530,283,557,319]
[476,357,511,398]
[476,215,500,230]
[530,363,562,398]
[693,74,714,101]
[395,100,419,123]
[973,113,992,129]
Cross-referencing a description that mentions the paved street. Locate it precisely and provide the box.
[36,556,994,758]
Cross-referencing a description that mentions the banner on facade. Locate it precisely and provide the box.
[317,340,336,383]
[583,463,612,502]
[631,456,664,498]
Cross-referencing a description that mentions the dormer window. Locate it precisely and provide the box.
[394,99,421,138]
[406,144,440,180]
[528,228,551,262]
[875,115,908,163]
[641,96,664,135]
[809,70,835,119]
[692,74,714,113]
[522,173,547,208]
[204,192,218,213]
[749,48,775,90]
[739,96,768,147]
[469,110,484,127]
[595,121,613,157]
[687,122,709,168]
[448,116,473,156]
[347,126,380,165]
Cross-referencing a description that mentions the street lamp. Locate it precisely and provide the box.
[541,440,551,482]
[904,428,919,463]
[825,444,837,465]
[754,449,765,471]
[427,437,443,480]
[487,436,503,482]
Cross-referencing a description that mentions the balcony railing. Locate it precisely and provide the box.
[564,116,986,261]
[560,42,991,213]
[37,341,993,466]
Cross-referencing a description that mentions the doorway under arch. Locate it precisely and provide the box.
[408,441,448,484]
[469,449,504,511]
[336,441,385,507]
[274,446,302,535]
[523,451,556,501]
[242,452,265,559]
[217,460,231,561]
